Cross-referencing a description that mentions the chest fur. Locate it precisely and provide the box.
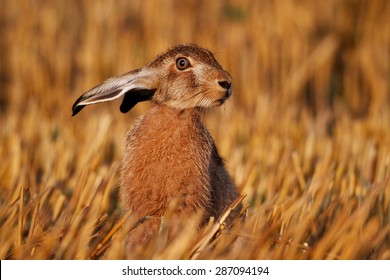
[120,106,214,217]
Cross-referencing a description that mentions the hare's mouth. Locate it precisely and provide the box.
[217,99,226,105]
[215,87,232,105]
[215,95,229,105]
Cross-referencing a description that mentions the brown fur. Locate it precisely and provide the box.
[120,106,239,246]
[72,44,240,249]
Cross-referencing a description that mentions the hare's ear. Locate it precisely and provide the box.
[72,68,157,116]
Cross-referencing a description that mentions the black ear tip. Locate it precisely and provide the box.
[72,104,85,116]
[72,95,86,116]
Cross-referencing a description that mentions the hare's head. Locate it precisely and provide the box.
[72,44,232,115]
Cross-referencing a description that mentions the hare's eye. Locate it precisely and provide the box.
[176,57,191,70]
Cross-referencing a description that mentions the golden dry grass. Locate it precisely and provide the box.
[0,0,389,259]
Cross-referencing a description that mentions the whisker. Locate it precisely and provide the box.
[176,89,208,107]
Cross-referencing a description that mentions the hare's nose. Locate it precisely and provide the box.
[218,80,231,90]
[218,79,232,98]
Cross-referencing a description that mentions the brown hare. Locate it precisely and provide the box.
[72,44,240,248]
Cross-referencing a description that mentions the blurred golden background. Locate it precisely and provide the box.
[0,0,389,259]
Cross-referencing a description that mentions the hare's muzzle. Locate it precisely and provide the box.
[216,69,233,100]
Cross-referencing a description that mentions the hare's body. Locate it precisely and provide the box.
[122,106,237,215]
[121,106,238,244]
[72,44,240,248]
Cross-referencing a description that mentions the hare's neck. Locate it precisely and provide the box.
[141,106,204,133]
[125,105,211,163]
[121,105,213,217]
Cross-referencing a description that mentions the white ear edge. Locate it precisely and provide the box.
[72,68,156,115]
[76,83,137,107]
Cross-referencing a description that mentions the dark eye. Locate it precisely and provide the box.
[176,57,191,70]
